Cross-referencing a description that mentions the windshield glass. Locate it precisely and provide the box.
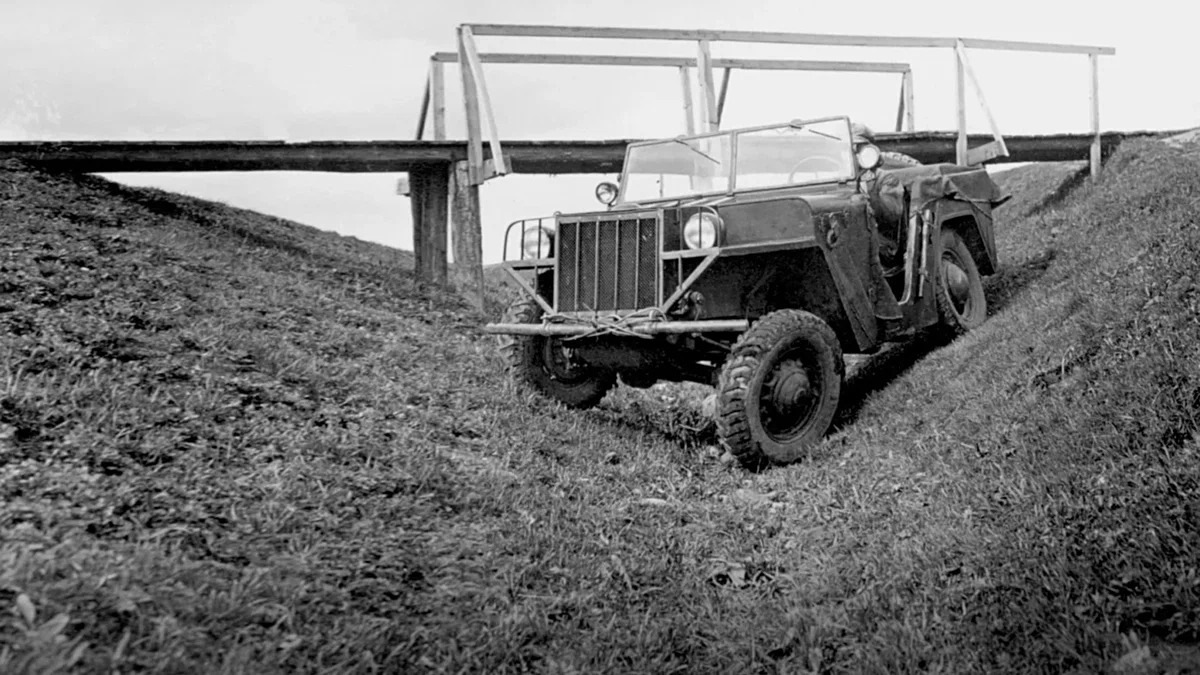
[735,118,854,189]
[620,133,733,203]
[618,117,853,204]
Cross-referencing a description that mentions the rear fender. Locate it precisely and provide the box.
[937,203,997,275]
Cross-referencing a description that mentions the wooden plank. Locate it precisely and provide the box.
[410,165,449,285]
[678,67,695,135]
[415,69,431,140]
[466,23,1115,54]
[716,67,732,126]
[460,26,508,179]
[714,58,909,72]
[903,69,915,131]
[955,50,967,165]
[457,27,485,184]
[430,51,911,72]
[450,161,485,310]
[955,41,1008,160]
[965,140,1006,165]
[696,40,718,132]
[958,37,1114,56]
[466,24,956,48]
[430,61,446,140]
[1089,53,1101,179]
[0,131,1180,174]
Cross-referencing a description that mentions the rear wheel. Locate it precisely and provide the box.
[935,228,986,335]
[716,310,844,468]
[498,298,615,408]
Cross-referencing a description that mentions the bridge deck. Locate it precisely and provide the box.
[0,131,1174,174]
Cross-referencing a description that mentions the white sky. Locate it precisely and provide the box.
[3,0,1197,262]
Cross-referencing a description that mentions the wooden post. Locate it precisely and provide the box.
[1089,53,1101,179]
[410,164,449,285]
[678,66,695,135]
[894,75,906,132]
[696,40,718,132]
[903,69,915,131]
[430,60,446,140]
[955,40,1008,165]
[716,67,732,127]
[451,161,485,311]
[955,47,967,165]
[415,71,431,140]
[457,27,485,184]
[459,25,508,178]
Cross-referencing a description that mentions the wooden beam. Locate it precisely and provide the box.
[965,139,1007,166]
[955,50,967,165]
[894,75,906,133]
[957,37,1115,56]
[1089,53,1101,179]
[409,165,449,285]
[696,40,718,132]
[955,40,1008,161]
[457,27,485,184]
[429,51,911,73]
[415,68,431,140]
[466,24,955,48]
[430,60,446,140]
[903,69,915,131]
[450,161,485,310]
[0,131,1179,174]
[464,24,1115,54]
[716,67,732,126]
[678,67,695,135]
[459,26,508,180]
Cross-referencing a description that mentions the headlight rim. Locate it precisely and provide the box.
[521,225,555,259]
[856,143,882,171]
[683,212,723,250]
[595,181,619,206]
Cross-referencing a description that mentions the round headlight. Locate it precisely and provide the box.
[683,212,722,250]
[521,225,554,259]
[856,144,882,170]
[595,181,619,206]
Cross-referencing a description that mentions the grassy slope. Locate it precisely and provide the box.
[1,146,1197,673]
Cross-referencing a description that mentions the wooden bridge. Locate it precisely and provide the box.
[0,131,1161,175]
[0,24,1137,309]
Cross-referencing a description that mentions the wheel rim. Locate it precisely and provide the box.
[942,251,972,315]
[759,344,822,442]
[540,338,588,383]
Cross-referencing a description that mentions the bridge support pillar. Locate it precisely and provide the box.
[451,161,485,311]
[410,163,450,286]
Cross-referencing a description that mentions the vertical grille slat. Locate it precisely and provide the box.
[556,213,660,315]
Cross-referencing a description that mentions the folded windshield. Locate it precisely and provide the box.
[619,117,854,204]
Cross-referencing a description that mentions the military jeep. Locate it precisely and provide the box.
[484,116,1007,468]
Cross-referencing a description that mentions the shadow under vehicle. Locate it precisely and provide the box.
[484,116,1007,469]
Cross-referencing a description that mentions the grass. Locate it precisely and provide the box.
[1,144,1198,673]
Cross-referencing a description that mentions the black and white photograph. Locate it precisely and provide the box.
[2,0,1198,672]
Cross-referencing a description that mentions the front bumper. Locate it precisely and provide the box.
[483,318,749,337]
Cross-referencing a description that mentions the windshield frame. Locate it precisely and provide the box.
[616,115,855,205]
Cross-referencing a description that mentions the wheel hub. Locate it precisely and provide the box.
[542,339,583,381]
[767,362,812,415]
[943,257,970,310]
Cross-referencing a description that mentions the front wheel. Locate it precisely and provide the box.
[716,310,844,468]
[934,228,987,335]
[497,298,615,409]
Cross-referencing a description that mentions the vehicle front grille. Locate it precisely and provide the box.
[556,213,660,314]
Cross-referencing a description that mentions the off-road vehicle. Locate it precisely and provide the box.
[484,116,1007,468]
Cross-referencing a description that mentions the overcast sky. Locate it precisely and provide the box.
[3,0,1196,261]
